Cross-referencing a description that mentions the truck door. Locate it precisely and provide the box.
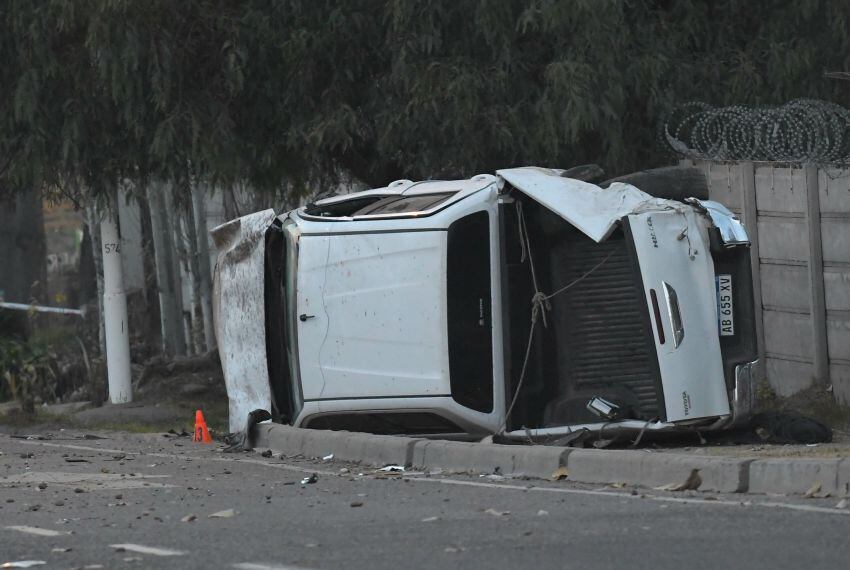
[296,235,331,401]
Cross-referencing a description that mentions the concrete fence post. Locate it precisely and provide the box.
[740,161,766,372]
[804,165,830,384]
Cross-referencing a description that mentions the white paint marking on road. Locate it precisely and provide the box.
[16,440,337,477]
[409,475,850,516]
[17,437,850,518]
[109,544,187,556]
[233,562,310,570]
[16,441,127,455]
[4,525,71,537]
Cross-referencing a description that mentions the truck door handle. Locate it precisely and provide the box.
[299,314,315,322]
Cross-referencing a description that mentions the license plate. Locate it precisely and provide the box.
[716,274,734,336]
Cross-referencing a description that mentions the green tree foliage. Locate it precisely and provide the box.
[2,0,850,196]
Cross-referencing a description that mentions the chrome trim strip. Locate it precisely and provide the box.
[729,358,759,428]
[662,281,685,348]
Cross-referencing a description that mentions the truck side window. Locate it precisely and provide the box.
[447,211,494,413]
[352,192,455,216]
[303,196,387,217]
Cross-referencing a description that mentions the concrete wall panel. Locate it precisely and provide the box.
[820,218,850,264]
[760,263,810,312]
[819,169,850,213]
[755,166,807,214]
[827,318,850,361]
[763,309,813,360]
[765,357,814,396]
[832,364,850,405]
[757,217,809,262]
[824,268,850,312]
[706,162,744,211]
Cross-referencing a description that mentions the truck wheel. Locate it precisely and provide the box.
[601,166,709,201]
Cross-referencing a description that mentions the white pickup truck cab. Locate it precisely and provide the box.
[212,166,758,440]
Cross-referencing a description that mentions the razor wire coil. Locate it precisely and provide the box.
[661,99,850,164]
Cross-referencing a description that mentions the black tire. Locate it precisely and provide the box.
[601,166,709,201]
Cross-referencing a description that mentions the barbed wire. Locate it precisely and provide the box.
[661,99,850,164]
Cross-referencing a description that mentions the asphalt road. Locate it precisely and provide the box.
[2,431,849,570]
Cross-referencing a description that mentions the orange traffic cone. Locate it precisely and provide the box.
[193,409,213,443]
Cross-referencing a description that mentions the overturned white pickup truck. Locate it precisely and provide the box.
[212,166,758,442]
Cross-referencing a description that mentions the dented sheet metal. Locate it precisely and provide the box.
[686,198,750,246]
[497,166,677,242]
[211,209,276,434]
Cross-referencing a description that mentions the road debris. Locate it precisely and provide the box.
[181,514,198,522]
[380,465,405,472]
[223,409,272,452]
[208,509,236,518]
[64,458,90,463]
[350,501,364,508]
[109,544,187,556]
[481,473,504,481]
[1,561,47,568]
[551,467,570,481]
[260,449,273,458]
[804,481,830,499]
[50,549,72,553]
[322,453,334,461]
[836,499,847,509]
[4,525,70,537]
[537,510,549,516]
[301,474,318,485]
[653,469,702,492]
[484,508,510,517]
[166,428,190,438]
[421,516,440,522]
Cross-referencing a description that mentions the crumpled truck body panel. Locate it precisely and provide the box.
[211,209,276,434]
[497,166,675,242]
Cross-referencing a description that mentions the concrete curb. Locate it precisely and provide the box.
[253,424,422,467]
[252,423,848,495]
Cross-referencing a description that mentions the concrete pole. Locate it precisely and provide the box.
[740,162,766,373]
[805,165,830,384]
[100,206,133,403]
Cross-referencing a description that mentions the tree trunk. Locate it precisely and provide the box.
[182,198,204,354]
[0,187,46,338]
[83,203,106,355]
[191,182,216,351]
[137,192,162,352]
[164,187,191,355]
[0,187,47,301]
[146,182,186,356]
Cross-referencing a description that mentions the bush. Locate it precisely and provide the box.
[0,336,58,414]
